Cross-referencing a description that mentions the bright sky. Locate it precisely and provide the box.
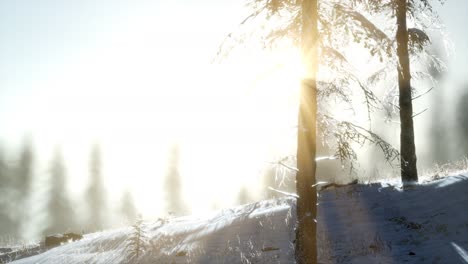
[0,1,304,218]
[0,1,467,220]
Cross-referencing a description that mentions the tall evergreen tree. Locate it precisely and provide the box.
[16,137,34,200]
[85,144,106,232]
[0,147,15,237]
[395,0,418,183]
[43,147,75,235]
[295,1,319,262]
[428,45,447,163]
[14,137,35,238]
[120,190,138,224]
[164,145,187,217]
[344,0,447,184]
[456,86,468,157]
[237,185,252,205]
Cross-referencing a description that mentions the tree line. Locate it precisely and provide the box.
[0,139,139,240]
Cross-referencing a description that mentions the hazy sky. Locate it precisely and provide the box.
[0,1,467,218]
[0,1,243,146]
[439,1,468,82]
[0,1,301,217]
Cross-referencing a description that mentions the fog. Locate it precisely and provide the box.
[1,1,468,241]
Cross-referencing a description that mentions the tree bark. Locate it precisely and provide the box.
[396,0,418,184]
[295,0,318,263]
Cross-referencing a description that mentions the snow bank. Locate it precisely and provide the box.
[9,174,468,264]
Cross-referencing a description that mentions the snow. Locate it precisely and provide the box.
[8,199,295,264]
[5,174,468,263]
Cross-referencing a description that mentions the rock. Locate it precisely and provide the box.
[45,233,83,247]
[64,232,83,241]
[261,246,280,252]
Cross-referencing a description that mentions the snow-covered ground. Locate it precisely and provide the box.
[4,174,468,263]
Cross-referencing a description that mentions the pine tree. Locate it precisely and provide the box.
[456,86,468,156]
[14,136,35,238]
[126,215,147,262]
[396,0,418,183]
[164,145,187,217]
[120,190,138,225]
[85,144,106,232]
[0,147,15,237]
[237,186,252,205]
[295,1,319,262]
[428,45,447,163]
[342,0,447,184]
[44,147,75,235]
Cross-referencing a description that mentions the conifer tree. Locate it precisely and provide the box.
[85,144,106,232]
[120,190,138,224]
[340,0,447,184]
[237,186,252,205]
[0,147,15,237]
[44,147,75,235]
[14,137,35,238]
[164,145,188,217]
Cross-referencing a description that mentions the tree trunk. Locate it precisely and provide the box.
[396,0,418,184]
[295,0,318,263]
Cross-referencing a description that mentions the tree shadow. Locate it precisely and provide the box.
[318,175,468,263]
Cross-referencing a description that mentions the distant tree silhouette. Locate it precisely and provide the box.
[237,186,252,205]
[120,190,138,224]
[14,136,35,238]
[164,145,188,217]
[43,147,76,235]
[0,147,16,237]
[85,144,106,232]
[456,86,468,155]
[428,45,448,163]
[15,137,34,199]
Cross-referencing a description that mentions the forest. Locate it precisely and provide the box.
[0,0,467,263]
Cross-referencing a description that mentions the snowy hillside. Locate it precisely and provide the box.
[7,198,296,264]
[5,174,468,264]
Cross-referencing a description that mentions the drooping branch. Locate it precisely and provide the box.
[322,115,399,164]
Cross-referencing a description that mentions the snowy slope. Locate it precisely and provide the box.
[317,174,468,263]
[9,198,296,264]
[7,174,468,264]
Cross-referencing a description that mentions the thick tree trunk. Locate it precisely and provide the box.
[296,80,318,264]
[295,0,318,263]
[396,0,418,184]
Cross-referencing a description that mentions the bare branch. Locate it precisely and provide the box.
[412,87,433,100]
[267,187,299,198]
[412,108,428,118]
[278,161,299,172]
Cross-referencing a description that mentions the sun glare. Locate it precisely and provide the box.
[153,48,304,215]
[3,2,305,219]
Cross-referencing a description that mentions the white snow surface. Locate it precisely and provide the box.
[6,174,468,263]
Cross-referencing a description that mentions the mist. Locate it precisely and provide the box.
[1,1,468,244]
